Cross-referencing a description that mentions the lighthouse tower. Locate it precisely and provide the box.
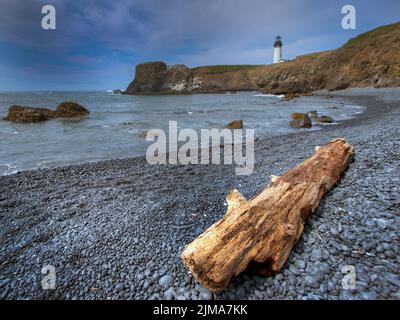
[273,35,283,64]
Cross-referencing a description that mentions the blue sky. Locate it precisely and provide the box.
[0,0,399,91]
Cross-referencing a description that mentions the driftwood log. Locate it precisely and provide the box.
[181,138,354,292]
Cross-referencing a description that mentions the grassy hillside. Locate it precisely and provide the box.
[255,22,400,94]
[192,65,259,74]
[345,22,400,46]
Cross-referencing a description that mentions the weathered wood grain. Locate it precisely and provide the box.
[181,138,354,292]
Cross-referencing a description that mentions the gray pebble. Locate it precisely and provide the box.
[375,218,388,230]
[159,275,173,287]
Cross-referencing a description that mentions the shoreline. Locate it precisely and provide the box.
[0,88,389,177]
[0,88,399,300]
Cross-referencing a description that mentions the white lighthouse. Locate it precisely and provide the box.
[273,35,283,64]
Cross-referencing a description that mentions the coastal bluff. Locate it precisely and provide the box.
[125,62,258,94]
[124,22,400,95]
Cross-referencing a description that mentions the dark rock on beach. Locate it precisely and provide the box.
[316,116,334,124]
[308,111,318,119]
[290,113,312,128]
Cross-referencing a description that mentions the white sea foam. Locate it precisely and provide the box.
[1,164,19,176]
[37,160,52,167]
[253,94,285,98]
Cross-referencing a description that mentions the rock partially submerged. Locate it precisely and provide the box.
[316,115,334,124]
[308,111,318,119]
[224,120,243,129]
[4,105,56,123]
[4,102,89,123]
[290,113,312,128]
[55,102,90,118]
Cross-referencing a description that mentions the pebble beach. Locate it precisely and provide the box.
[0,88,399,300]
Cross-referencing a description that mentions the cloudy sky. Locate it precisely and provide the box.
[0,0,398,91]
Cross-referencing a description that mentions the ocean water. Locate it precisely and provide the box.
[0,91,365,175]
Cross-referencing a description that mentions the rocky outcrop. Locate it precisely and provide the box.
[4,105,56,123]
[283,92,301,101]
[163,64,193,91]
[55,102,90,118]
[316,116,334,124]
[308,111,318,119]
[126,62,169,93]
[125,62,208,94]
[124,22,400,95]
[124,63,258,94]
[290,113,312,128]
[4,102,89,123]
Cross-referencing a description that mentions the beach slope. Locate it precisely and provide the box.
[0,88,399,300]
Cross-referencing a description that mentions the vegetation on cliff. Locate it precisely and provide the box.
[192,65,259,74]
